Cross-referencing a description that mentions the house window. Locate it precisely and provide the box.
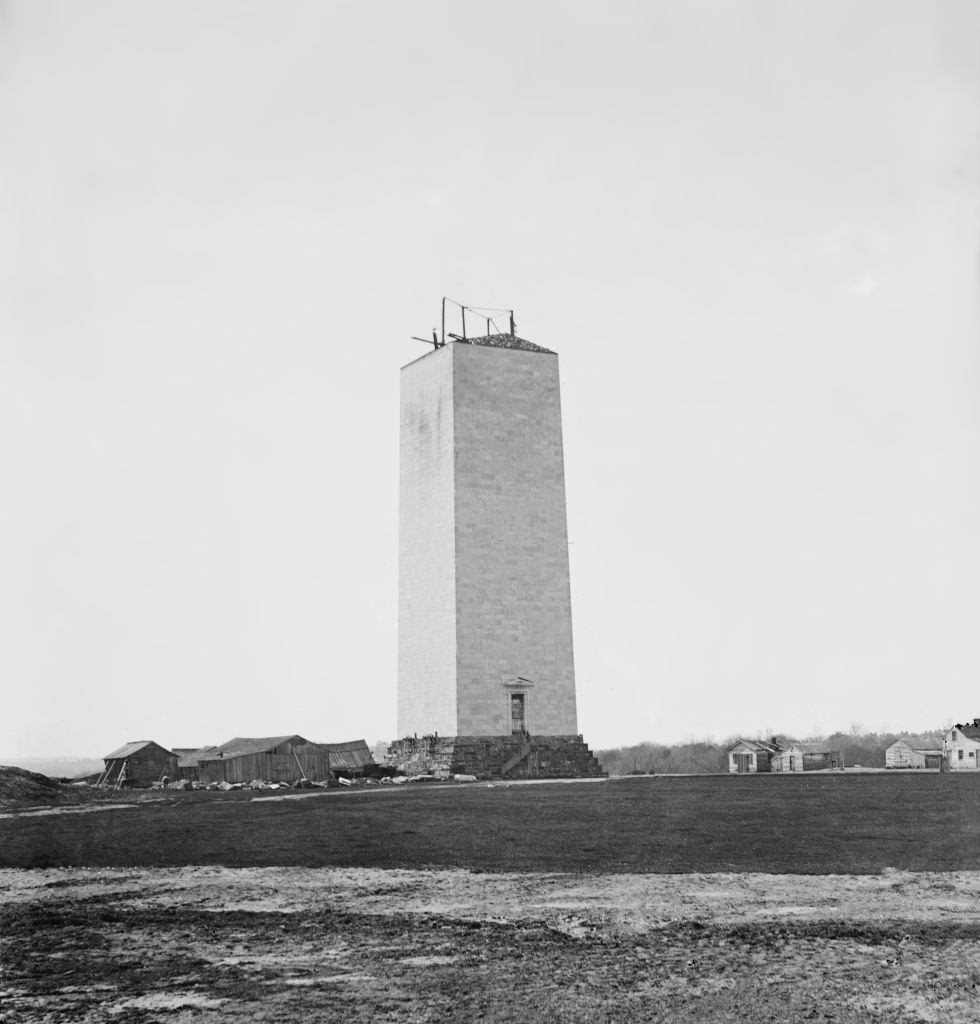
[958,750,964,760]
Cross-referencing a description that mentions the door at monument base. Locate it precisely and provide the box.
[511,693,526,734]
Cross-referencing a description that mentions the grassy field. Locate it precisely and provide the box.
[3,772,979,873]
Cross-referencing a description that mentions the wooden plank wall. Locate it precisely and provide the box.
[196,742,373,784]
[802,751,842,771]
[105,746,177,786]
[197,748,343,784]
[197,753,290,784]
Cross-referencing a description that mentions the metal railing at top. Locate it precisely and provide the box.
[412,297,517,350]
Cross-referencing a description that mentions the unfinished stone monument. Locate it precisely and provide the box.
[389,302,603,779]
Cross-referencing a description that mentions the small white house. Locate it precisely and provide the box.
[885,737,944,770]
[944,720,980,772]
[727,739,780,774]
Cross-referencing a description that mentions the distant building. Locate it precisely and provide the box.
[944,719,980,772]
[769,745,805,772]
[195,735,373,785]
[727,739,781,774]
[884,737,944,770]
[729,739,842,774]
[796,744,844,771]
[99,741,177,788]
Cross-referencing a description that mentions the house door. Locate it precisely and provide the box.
[510,694,526,734]
[736,753,751,773]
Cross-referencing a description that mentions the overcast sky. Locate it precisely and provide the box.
[2,0,978,758]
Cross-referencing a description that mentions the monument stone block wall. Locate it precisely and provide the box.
[452,344,578,736]
[397,347,457,737]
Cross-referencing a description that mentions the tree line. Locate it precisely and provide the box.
[596,728,948,776]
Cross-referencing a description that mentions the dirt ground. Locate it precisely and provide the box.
[3,866,979,1023]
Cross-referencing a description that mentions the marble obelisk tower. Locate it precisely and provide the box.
[393,327,602,778]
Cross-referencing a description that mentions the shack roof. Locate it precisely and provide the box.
[175,746,219,768]
[103,740,173,760]
[954,724,980,741]
[727,739,781,754]
[888,735,945,752]
[201,735,312,760]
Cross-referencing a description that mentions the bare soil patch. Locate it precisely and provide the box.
[2,866,979,1023]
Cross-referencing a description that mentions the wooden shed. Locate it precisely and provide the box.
[770,745,805,772]
[173,746,218,782]
[293,740,374,780]
[885,737,943,770]
[98,741,177,788]
[799,745,844,771]
[768,743,843,772]
[196,736,374,785]
[727,739,781,774]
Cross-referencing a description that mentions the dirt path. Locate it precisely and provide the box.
[3,867,979,1022]
[0,803,140,820]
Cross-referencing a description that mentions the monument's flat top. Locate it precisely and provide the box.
[460,333,556,355]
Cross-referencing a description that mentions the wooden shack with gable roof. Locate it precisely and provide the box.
[885,735,944,769]
[726,738,781,774]
[173,745,219,782]
[98,740,177,788]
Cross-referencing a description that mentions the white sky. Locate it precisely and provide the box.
[2,0,978,757]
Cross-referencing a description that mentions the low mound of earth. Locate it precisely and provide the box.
[0,766,97,811]
[1,867,978,1023]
